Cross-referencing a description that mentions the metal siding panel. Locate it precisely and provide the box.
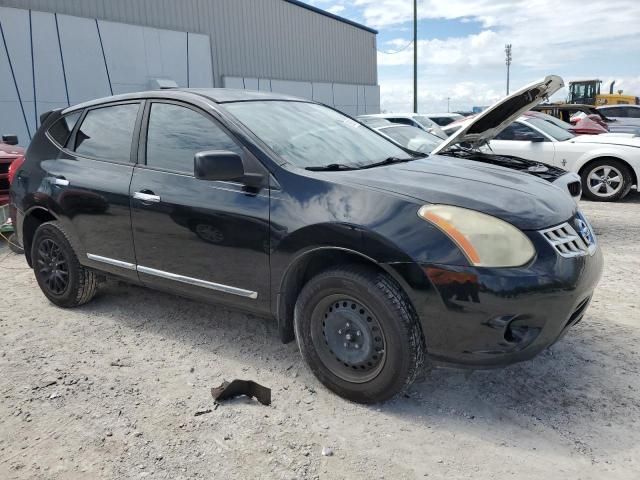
[31,10,68,117]
[0,23,30,143]
[0,0,378,85]
[57,13,111,104]
[188,32,213,87]
[222,76,244,89]
[243,77,258,90]
[98,20,147,90]
[1,7,39,135]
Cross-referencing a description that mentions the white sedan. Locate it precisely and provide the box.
[442,111,640,202]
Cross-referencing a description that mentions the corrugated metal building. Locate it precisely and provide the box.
[0,0,380,144]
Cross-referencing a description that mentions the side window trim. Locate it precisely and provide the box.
[68,100,143,164]
[138,99,245,176]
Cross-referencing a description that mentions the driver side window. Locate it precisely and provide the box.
[145,102,242,174]
[495,122,540,141]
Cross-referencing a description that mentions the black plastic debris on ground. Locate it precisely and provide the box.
[211,380,271,406]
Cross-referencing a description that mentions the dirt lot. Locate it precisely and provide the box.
[1,195,639,480]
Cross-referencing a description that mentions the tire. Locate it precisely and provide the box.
[294,265,425,403]
[7,233,24,254]
[581,158,632,202]
[31,221,98,308]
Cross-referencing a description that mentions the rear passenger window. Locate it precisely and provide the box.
[603,107,627,117]
[145,103,242,174]
[388,118,414,126]
[74,103,140,162]
[48,112,81,147]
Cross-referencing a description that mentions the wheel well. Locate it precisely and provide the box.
[22,209,56,266]
[579,157,638,186]
[277,248,395,343]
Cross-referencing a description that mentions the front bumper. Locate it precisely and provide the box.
[387,230,603,368]
[553,172,582,200]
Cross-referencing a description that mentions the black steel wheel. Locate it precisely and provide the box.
[294,265,426,403]
[31,221,98,307]
[313,295,387,383]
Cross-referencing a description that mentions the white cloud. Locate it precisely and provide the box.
[367,0,640,112]
[326,5,345,15]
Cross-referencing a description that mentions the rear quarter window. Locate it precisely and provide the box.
[47,112,81,148]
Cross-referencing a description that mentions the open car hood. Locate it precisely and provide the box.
[432,75,564,154]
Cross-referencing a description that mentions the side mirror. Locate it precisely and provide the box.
[2,134,18,145]
[194,150,244,181]
[529,135,546,143]
[194,150,264,188]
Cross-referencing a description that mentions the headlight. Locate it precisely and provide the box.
[418,205,536,267]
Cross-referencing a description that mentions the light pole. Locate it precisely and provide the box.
[447,97,450,113]
[413,0,418,113]
[505,44,512,95]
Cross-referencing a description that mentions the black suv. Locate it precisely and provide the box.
[11,89,602,403]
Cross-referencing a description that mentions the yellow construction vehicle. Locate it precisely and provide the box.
[567,79,639,106]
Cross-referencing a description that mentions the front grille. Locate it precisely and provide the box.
[567,181,581,197]
[541,222,591,258]
[0,162,9,174]
[0,178,9,191]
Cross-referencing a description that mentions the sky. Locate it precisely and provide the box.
[307,0,640,113]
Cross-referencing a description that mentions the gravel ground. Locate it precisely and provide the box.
[1,194,639,479]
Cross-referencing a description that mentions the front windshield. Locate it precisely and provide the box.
[414,116,437,129]
[381,126,440,154]
[224,101,410,169]
[524,116,575,141]
[534,112,574,131]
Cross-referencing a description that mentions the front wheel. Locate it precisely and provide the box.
[581,159,632,201]
[294,265,426,403]
[31,221,98,307]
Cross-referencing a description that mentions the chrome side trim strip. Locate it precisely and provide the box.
[86,253,136,270]
[136,265,258,299]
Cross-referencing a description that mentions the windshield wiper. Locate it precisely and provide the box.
[305,163,356,171]
[357,156,417,169]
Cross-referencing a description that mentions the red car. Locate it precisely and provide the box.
[1,135,24,206]
[570,114,609,135]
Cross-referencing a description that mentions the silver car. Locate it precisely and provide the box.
[597,105,640,128]
[357,113,447,139]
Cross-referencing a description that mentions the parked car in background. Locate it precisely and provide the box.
[597,105,640,127]
[364,116,582,200]
[1,135,24,206]
[356,119,441,154]
[442,109,640,202]
[525,110,607,135]
[356,116,394,129]
[11,78,602,403]
[358,113,447,139]
[534,103,640,135]
[425,113,464,127]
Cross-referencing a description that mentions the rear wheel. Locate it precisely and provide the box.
[581,158,632,201]
[31,221,98,307]
[294,265,425,403]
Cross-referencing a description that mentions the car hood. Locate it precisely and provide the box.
[432,75,565,154]
[333,156,575,230]
[568,133,640,148]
